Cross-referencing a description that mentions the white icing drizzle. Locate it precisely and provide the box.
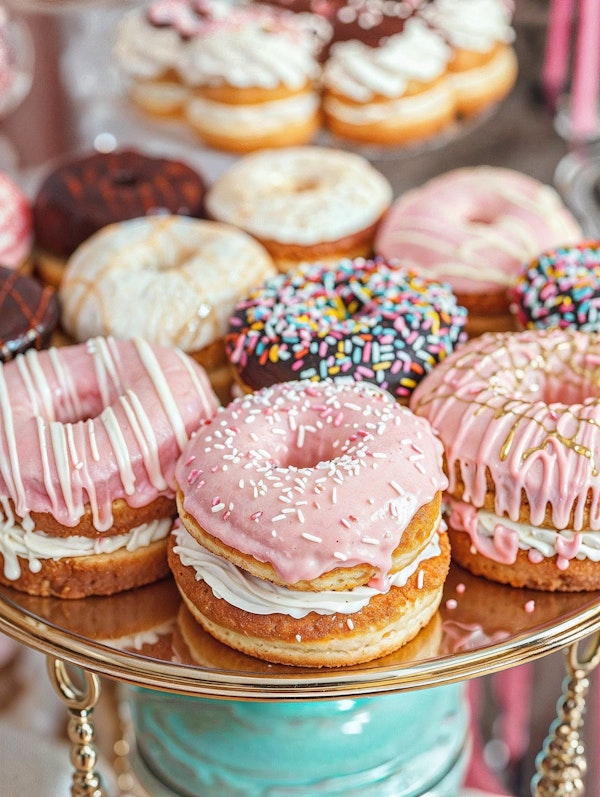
[172,522,443,618]
[323,80,452,124]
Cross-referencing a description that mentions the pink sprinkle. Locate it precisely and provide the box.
[211,496,221,507]
[187,468,201,485]
[211,465,221,473]
[222,510,231,521]
[455,583,466,594]
[524,600,536,614]
[251,510,263,521]
[334,412,344,427]
[184,455,196,466]
[446,599,458,610]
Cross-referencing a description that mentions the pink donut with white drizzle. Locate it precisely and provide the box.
[375,167,583,336]
[410,327,600,592]
[0,171,33,272]
[0,336,219,598]
[171,378,450,666]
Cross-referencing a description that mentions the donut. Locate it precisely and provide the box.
[419,0,518,117]
[410,328,600,592]
[374,167,584,336]
[0,336,219,598]
[0,171,33,273]
[115,1,327,152]
[59,215,277,402]
[32,148,207,287]
[322,18,455,146]
[0,266,59,362]
[169,379,450,667]
[509,241,600,331]
[225,257,467,401]
[205,146,393,271]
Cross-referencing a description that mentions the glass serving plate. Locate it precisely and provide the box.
[1,562,599,700]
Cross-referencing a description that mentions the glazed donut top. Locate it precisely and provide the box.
[226,258,468,399]
[59,215,276,352]
[0,266,59,361]
[374,167,583,295]
[176,379,447,586]
[409,328,600,531]
[33,149,207,258]
[510,242,600,331]
[0,337,218,530]
[323,17,450,102]
[205,146,393,245]
[0,171,32,270]
[419,0,515,52]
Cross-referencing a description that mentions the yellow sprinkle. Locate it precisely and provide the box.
[373,361,392,371]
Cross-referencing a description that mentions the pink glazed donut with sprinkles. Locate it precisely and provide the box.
[225,257,467,402]
[170,379,450,667]
[410,327,600,592]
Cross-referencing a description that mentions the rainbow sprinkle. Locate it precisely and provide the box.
[510,241,600,331]
[225,258,467,400]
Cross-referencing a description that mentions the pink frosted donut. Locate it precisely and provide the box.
[0,336,219,598]
[171,379,450,666]
[375,167,583,335]
[0,171,33,272]
[410,328,600,592]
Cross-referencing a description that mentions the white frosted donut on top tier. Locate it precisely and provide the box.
[205,146,393,246]
[420,0,516,52]
[59,215,277,354]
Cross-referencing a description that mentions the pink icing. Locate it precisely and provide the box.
[0,172,33,270]
[0,337,218,531]
[176,379,447,586]
[411,329,600,532]
[375,167,582,295]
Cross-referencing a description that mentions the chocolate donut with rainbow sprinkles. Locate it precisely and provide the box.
[225,257,467,402]
[0,337,218,598]
[410,328,600,592]
[170,379,450,667]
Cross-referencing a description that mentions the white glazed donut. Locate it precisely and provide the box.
[205,146,393,271]
[59,215,277,390]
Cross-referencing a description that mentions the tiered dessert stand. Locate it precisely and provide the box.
[1,563,600,796]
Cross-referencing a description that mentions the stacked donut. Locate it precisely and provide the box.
[0,337,218,598]
[114,0,518,151]
[170,379,450,666]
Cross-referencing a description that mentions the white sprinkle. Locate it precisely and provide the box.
[347,618,354,630]
[278,494,292,503]
[272,514,286,522]
[295,634,302,642]
[297,509,305,523]
[361,536,380,545]
[341,518,351,528]
[238,479,245,489]
[297,425,305,448]
[332,486,337,504]
[415,463,426,474]
[368,497,375,504]
[372,452,387,459]
[302,532,322,543]
[390,480,405,495]
[334,551,348,561]
[417,570,424,589]
[211,502,225,513]
[409,453,425,462]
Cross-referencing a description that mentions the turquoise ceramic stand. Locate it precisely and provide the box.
[122,682,469,797]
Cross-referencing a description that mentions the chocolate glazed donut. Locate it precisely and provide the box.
[0,265,59,361]
[33,148,207,257]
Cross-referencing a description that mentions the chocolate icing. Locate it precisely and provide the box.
[33,149,207,257]
[0,265,59,361]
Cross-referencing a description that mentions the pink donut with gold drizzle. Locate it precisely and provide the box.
[410,328,600,591]
[0,336,219,597]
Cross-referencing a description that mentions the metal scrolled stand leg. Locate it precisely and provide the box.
[47,655,106,797]
[532,629,600,797]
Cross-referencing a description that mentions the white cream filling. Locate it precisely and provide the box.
[100,619,176,652]
[323,81,453,125]
[0,513,172,580]
[470,510,600,562]
[185,92,319,133]
[172,523,443,619]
